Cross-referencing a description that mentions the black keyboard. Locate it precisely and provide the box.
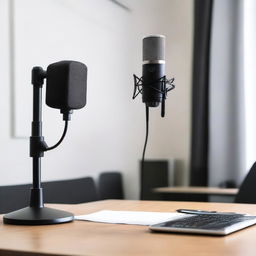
[150,213,256,235]
[161,214,254,230]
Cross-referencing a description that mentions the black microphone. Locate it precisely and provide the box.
[46,61,87,119]
[133,35,174,117]
[142,35,165,107]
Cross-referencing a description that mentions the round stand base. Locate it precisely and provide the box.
[3,206,74,225]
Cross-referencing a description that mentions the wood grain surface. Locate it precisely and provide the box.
[0,200,256,256]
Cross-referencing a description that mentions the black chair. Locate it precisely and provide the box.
[235,162,256,204]
[0,177,98,214]
[98,172,124,200]
[140,160,169,200]
[0,184,30,214]
[43,177,98,204]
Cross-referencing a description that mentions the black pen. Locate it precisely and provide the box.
[176,209,241,215]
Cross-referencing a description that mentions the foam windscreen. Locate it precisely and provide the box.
[46,61,87,111]
[143,35,165,62]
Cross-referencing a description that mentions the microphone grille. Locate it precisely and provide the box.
[143,35,165,62]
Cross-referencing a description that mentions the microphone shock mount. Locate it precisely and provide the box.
[132,75,175,117]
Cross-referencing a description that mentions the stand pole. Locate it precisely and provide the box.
[30,68,44,207]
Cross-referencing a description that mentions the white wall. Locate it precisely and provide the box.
[0,0,193,199]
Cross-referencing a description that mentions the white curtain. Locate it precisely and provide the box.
[244,0,256,174]
[208,0,246,187]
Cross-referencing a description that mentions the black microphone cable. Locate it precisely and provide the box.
[142,105,149,165]
[140,105,149,199]
[44,120,69,151]
[44,111,72,152]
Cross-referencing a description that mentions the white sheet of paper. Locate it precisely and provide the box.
[75,210,187,225]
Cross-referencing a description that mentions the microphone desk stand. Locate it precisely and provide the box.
[3,67,74,225]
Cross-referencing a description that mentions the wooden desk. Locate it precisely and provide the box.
[1,200,256,256]
[154,186,238,196]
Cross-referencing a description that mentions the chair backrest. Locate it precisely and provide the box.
[43,177,98,204]
[0,184,31,214]
[98,172,124,200]
[235,162,256,204]
[0,177,98,214]
[140,160,169,200]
